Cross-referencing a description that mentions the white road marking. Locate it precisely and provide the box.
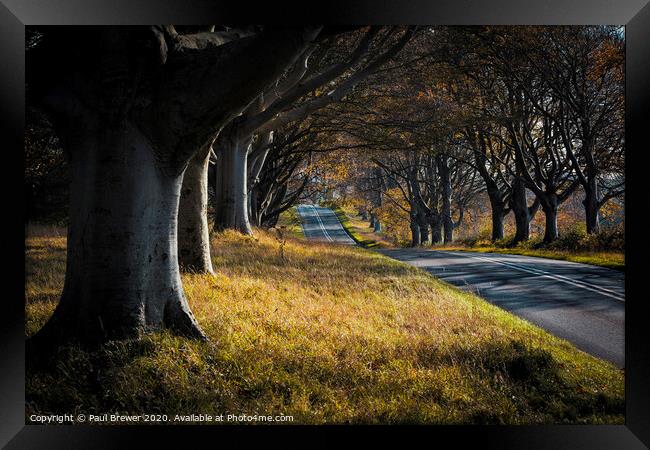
[308,205,333,242]
[438,251,625,302]
[297,205,355,244]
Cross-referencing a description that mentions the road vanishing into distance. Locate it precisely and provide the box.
[296,205,625,368]
[296,204,356,244]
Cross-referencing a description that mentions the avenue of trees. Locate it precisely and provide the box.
[302,26,624,247]
[26,25,416,347]
[25,25,624,347]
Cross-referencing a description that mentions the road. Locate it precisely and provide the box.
[295,204,356,244]
[379,248,625,367]
[296,205,625,367]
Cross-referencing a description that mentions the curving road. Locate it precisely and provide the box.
[296,205,625,367]
[379,248,625,368]
[296,204,356,245]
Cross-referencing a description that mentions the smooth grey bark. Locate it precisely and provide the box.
[178,145,214,274]
[213,124,254,235]
[430,216,443,245]
[562,132,604,235]
[372,213,382,232]
[415,208,430,245]
[542,195,560,244]
[419,222,430,245]
[246,130,274,226]
[437,155,454,244]
[410,216,421,247]
[249,187,263,227]
[511,176,531,243]
[466,128,511,242]
[223,28,414,235]
[491,205,506,241]
[30,26,321,347]
[584,176,600,234]
[247,130,273,191]
[510,176,540,245]
[34,125,204,346]
[479,167,509,241]
[214,31,379,235]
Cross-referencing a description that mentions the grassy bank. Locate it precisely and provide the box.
[274,207,305,239]
[26,225,623,424]
[436,245,624,271]
[333,207,392,249]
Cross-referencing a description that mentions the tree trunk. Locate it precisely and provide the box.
[410,216,421,247]
[249,186,263,227]
[491,208,505,241]
[213,127,254,235]
[178,146,214,274]
[511,177,533,245]
[419,223,430,245]
[429,216,442,245]
[437,155,453,244]
[29,27,322,349]
[443,220,453,244]
[32,125,205,347]
[373,217,382,233]
[513,207,531,244]
[542,195,559,244]
[584,177,600,234]
[487,191,506,241]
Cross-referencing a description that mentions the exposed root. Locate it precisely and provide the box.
[164,296,208,341]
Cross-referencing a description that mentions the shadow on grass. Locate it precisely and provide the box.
[25,230,623,424]
[26,333,624,424]
[413,339,624,424]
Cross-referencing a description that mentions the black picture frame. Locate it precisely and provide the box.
[2,1,648,447]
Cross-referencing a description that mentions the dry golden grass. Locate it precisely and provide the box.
[335,207,393,248]
[273,206,305,239]
[25,222,624,424]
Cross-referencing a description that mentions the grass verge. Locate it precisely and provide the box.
[333,207,390,249]
[26,225,623,424]
[436,245,624,271]
[274,207,305,239]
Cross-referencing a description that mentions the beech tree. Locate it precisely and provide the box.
[249,124,315,227]
[27,25,321,347]
[522,27,625,234]
[208,27,414,236]
[178,143,215,274]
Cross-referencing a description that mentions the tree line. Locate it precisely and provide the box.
[25,25,624,348]
[300,26,624,247]
[26,25,416,347]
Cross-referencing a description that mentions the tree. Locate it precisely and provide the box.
[209,27,414,235]
[524,27,625,233]
[28,25,321,347]
[178,143,215,274]
[250,124,315,227]
[504,87,579,243]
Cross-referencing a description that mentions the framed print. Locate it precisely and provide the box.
[2,0,649,447]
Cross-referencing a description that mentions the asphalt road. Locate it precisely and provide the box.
[379,248,625,367]
[295,204,356,245]
[296,205,624,367]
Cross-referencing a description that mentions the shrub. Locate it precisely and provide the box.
[549,223,625,252]
[583,225,625,251]
[549,224,588,251]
